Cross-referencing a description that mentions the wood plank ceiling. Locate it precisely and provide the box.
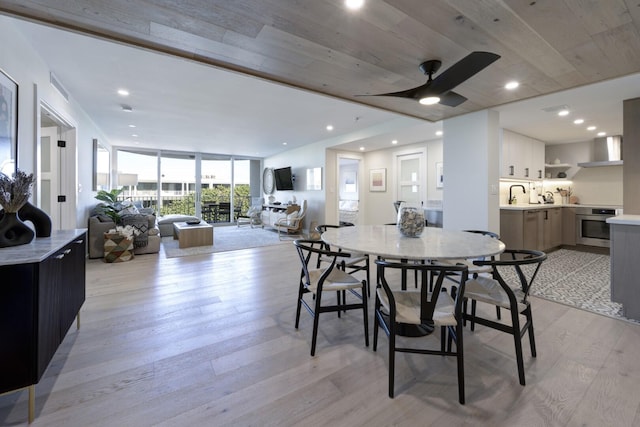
[2,0,640,123]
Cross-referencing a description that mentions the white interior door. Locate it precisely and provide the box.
[39,106,77,230]
[396,151,426,205]
[337,156,362,225]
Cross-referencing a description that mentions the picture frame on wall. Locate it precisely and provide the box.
[369,168,386,192]
[436,162,443,188]
[0,67,18,177]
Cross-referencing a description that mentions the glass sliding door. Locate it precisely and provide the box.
[116,148,260,224]
[160,152,196,216]
[116,149,159,211]
[201,155,232,223]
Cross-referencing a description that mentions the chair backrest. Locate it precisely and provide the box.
[464,229,500,240]
[474,249,547,302]
[294,239,352,290]
[375,258,469,324]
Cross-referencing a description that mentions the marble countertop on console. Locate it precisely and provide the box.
[607,215,640,226]
[0,229,87,266]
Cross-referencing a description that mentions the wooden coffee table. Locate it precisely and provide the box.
[173,222,214,248]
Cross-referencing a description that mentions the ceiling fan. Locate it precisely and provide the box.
[360,51,500,107]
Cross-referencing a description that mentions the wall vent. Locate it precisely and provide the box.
[50,72,69,101]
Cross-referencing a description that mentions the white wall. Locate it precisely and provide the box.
[443,110,500,232]
[1,17,113,228]
[264,143,328,232]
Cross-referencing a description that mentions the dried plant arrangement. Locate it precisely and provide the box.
[0,170,35,213]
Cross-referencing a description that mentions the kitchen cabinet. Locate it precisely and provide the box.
[0,230,86,423]
[500,207,562,251]
[501,130,545,180]
[609,217,640,320]
[562,207,576,245]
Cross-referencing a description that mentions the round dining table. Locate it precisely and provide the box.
[321,225,506,337]
[320,225,505,261]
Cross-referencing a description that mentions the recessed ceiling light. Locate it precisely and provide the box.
[391,140,398,145]
[587,126,597,131]
[282,142,287,145]
[419,96,440,105]
[117,89,129,96]
[128,124,136,128]
[345,0,364,10]
[573,119,584,124]
[131,134,138,137]
[505,81,519,90]
[326,125,334,131]
[435,130,443,136]
[557,109,569,116]
[597,132,606,136]
[359,146,365,151]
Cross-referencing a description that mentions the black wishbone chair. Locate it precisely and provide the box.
[315,224,371,297]
[373,258,469,402]
[463,249,547,385]
[293,239,369,356]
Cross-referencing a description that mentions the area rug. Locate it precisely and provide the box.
[513,248,637,323]
[163,225,292,258]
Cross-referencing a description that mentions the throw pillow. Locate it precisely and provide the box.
[120,214,149,248]
[286,211,299,226]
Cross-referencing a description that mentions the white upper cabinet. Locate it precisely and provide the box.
[500,129,545,180]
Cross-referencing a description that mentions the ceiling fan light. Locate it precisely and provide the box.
[345,0,364,10]
[419,96,440,105]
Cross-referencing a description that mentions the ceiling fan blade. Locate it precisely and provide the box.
[428,51,500,94]
[438,91,467,107]
[356,86,420,99]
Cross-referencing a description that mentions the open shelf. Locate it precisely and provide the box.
[544,163,572,168]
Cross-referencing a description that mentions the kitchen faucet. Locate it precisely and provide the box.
[509,185,526,204]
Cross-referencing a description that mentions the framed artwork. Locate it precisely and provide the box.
[0,68,18,177]
[369,168,386,192]
[436,162,443,188]
[306,167,322,190]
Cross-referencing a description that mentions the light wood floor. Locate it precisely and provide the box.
[2,242,640,426]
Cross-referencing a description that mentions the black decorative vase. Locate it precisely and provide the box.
[0,212,35,248]
[18,202,52,237]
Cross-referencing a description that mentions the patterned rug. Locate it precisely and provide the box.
[163,225,292,258]
[517,248,637,323]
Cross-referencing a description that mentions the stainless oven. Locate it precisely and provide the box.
[575,207,619,247]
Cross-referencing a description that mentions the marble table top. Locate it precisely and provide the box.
[321,225,505,261]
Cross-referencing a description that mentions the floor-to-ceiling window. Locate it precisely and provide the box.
[116,148,260,223]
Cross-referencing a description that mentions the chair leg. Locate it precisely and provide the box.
[455,322,465,404]
[510,309,526,386]
[373,294,380,351]
[496,306,502,320]
[295,282,305,328]
[388,326,396,398]
[470,300,477,331]
[526,307,537,358]
[310,291,323,356]
[336,291,341,318]
[361,280,369,347]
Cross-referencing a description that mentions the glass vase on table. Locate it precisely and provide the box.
[396,202,425,237]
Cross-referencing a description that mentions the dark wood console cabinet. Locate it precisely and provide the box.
[0,230,86,423]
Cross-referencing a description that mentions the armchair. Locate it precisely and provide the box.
[275,200,307,239]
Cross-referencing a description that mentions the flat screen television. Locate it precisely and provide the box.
[274,166,294,190]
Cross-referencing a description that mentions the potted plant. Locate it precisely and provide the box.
[95,188,124,223]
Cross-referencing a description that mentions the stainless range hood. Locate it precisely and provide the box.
[578,135,623,167]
